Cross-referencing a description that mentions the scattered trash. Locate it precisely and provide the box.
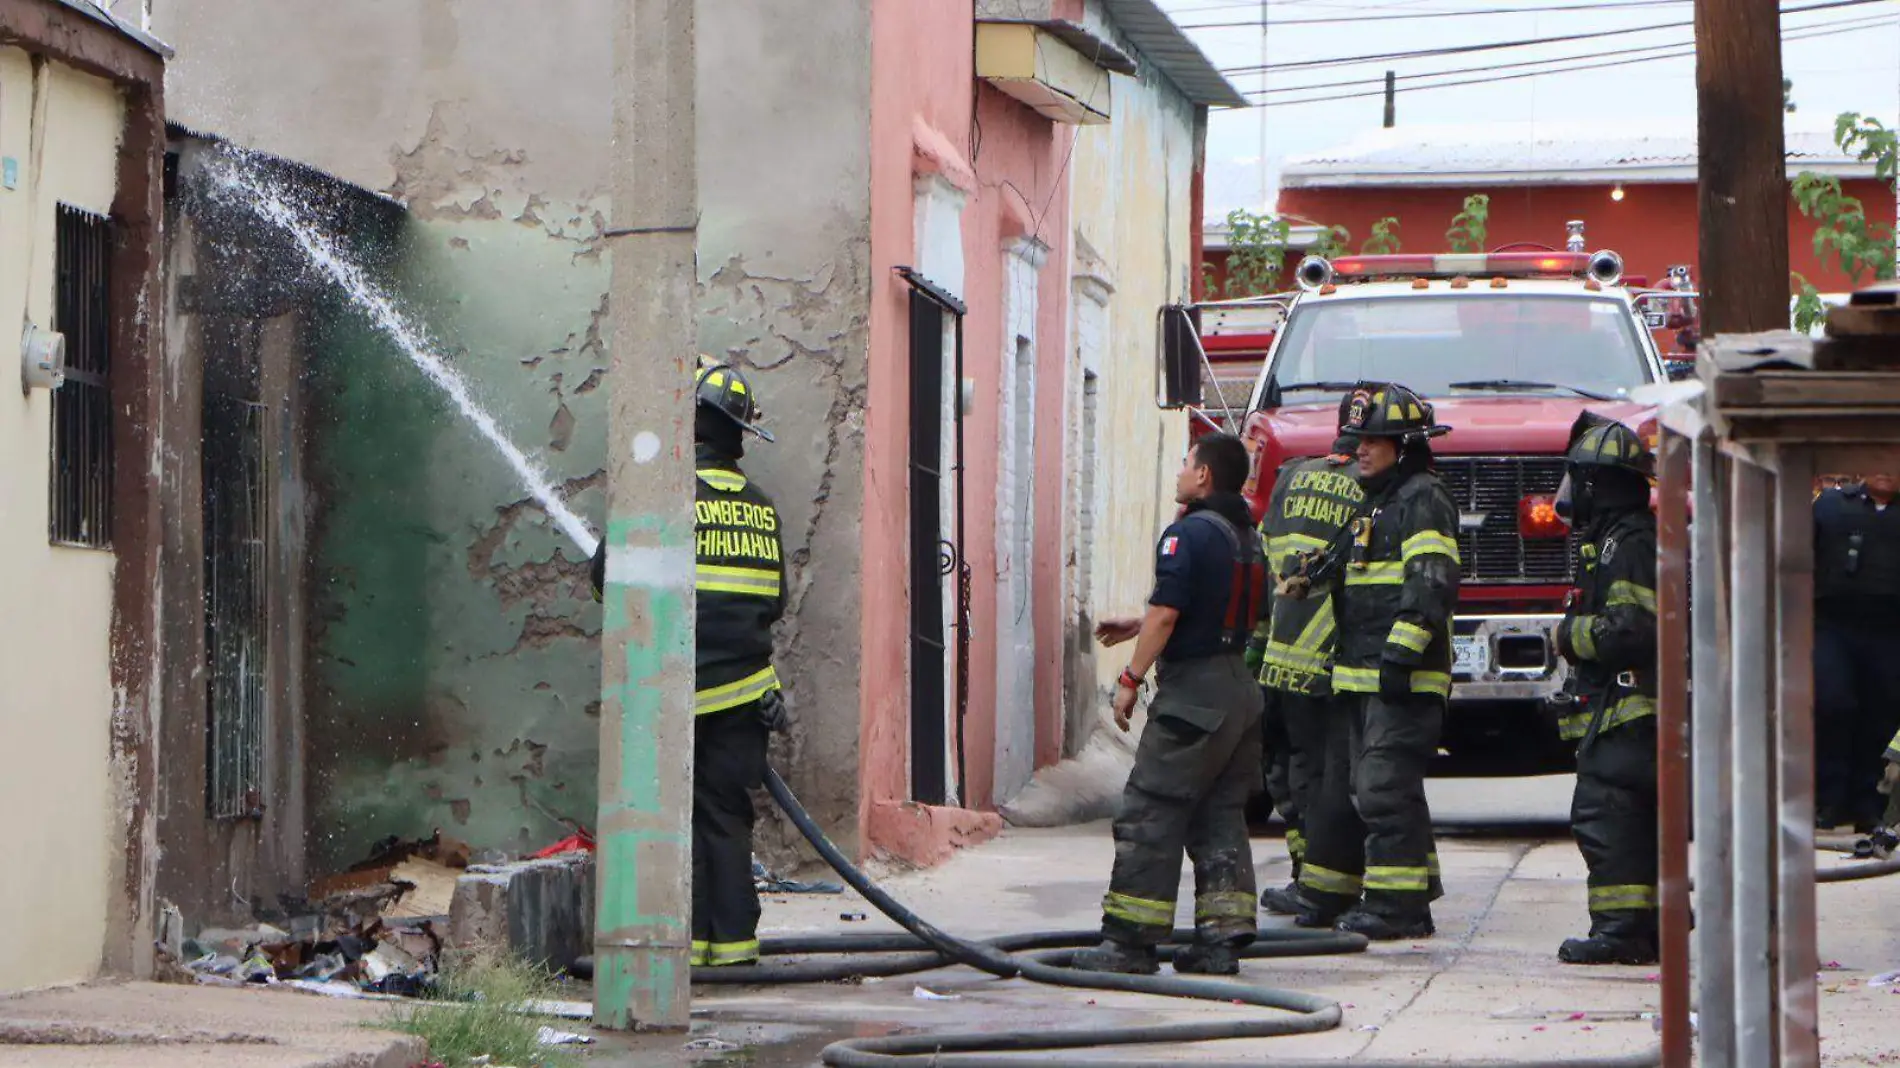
[683,1037,742,1052]
[1823,960,1847,970]
[1533,1026,1547,1032]
[530,831,596,859]
[1566,1012,1587,1021]
[752,857,843,895]
[536,1025,593,1046]
[524,999,594,1020]
[1868,970,1900,987]
[1356,1025,1381,1033]
[840,912,868,922]
[913,986,961,1001]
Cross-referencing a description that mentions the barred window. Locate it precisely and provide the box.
[50,205,113,549]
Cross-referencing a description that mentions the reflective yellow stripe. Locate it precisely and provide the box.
[690,940,710,967]
[697,468,747,492]
[1559,711,1592,741]
[1294,601,1337,651]
[1364,865,1431,892]
[1301,863,1364,896]
[1889,726,1900,759]
[695,665,781,715]
[696,563,781,597]
[1606,580,1657,614]
[1286,829,1307,861]
[1602,693,1657,730]
[1427,853,1441,878]
[1387,620,1433,654]
[1194,891,1257,921]
[1588,884,1658,911]
[1345,561,1404,586]
[705,939,760,965]
[1334,665,1380,693]
[1264,642,1331,673]
[1410,670,1451,697]
[1402,530,1461,564]
[1268,532,1329,564]
[1103,891,1174,929]
[1570,615,1599,661]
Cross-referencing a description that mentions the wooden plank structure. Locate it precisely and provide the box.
[1652,279,1900,1068]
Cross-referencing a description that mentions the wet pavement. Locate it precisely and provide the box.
[568,775,1900,1066]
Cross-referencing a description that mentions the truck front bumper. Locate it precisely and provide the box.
[1450,613,1569,702]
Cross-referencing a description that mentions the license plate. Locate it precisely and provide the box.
[1453,636,1488,678]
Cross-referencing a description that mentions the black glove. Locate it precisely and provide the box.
[757,689,789,732]
[1378,660,1412,700]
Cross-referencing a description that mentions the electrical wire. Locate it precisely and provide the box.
[1242,15,1898,107]
[1233,11,1899,97]
[1217,0,1896,75]
[1185,0,1690,30]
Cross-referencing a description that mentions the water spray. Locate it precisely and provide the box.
[206,151,600,558]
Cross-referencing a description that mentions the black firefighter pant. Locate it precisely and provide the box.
[1294,695,1370,914]
[1571,716,1659,943]
[693,701,771,966]
[1261,686,1317,876]
[1347,692,1444,920]
[1814,617,1900,827]
[1102,655,1264,947]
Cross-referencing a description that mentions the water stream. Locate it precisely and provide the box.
[208,153,600,558]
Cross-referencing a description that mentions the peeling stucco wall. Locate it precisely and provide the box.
[1066,4,1202,732]
[697,1,874,859]
[156,3,617,872]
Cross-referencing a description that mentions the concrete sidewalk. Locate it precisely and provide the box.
[0,981,424,1068]
[588,819,1900,1066]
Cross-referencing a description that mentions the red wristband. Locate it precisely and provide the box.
[1118,667,1146,691]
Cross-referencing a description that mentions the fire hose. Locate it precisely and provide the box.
[570,767,1900,1064]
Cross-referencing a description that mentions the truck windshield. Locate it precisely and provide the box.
[1267,294,1653,403]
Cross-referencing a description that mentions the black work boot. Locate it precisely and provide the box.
[1336,908,1434,941]
[1557,934,1658,966]
[1294,899,1352,929]
[1171,942,1240,976]
[1070,939,1160,975]
[1259,881,1307,916]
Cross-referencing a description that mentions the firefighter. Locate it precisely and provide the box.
[1813,473,1900,832]
[1076,432,1268,976]
[1325,382,1458,941]
[590,359,786,969]
[1551,413,1660,966]
[1248,401,1367,921]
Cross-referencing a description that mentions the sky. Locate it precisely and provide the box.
[1152,0,1900,218]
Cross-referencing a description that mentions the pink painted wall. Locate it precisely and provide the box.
[862,0,1074,854]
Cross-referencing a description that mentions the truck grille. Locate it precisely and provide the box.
[1433,457,1577,585]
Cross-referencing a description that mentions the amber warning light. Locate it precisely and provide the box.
[1518,494,1567,539]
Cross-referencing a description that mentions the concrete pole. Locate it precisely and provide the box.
[1691,431,1736,1068]
[595,0,697,1031]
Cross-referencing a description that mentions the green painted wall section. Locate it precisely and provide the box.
[308,215,610,872]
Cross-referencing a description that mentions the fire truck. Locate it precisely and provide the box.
[1160,229,1698,772]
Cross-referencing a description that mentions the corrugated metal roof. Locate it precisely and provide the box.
[1098,0,1247,109]
[55,0,172,58]
[1282,121,1883,187]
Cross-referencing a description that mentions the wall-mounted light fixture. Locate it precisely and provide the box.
[1611,183,1626,202]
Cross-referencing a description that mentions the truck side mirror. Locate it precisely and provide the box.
[1157,304,1203,410]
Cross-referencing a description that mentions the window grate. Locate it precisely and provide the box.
[49,205,113,549]
[204,389,270,820]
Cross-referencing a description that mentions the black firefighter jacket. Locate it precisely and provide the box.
[1554,509,1658,741]
[1331,470,1462,699]
[1255,455,1365,698]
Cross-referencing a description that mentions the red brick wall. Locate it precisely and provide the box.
[1204,179,1895,298]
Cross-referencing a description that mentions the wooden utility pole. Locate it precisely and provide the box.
[1695,0,1790,335]
[1383,70,1396,128]
[595,0,697,1031]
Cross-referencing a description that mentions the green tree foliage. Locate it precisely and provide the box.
[1791,113,1897,333]
[1220,208,1293,297]
[1362,216,1403,255]
[1445,194,1491,254]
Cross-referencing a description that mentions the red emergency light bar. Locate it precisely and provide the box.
[1298,249,1624,290]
